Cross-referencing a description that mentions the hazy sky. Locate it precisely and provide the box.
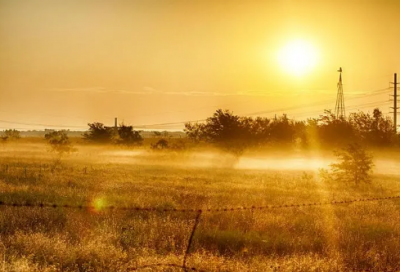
[1,0,399,130]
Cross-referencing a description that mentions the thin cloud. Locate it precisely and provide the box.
[45,87,337,97]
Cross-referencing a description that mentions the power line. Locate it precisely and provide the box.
[292,100,389,118]
[0,88,392,129]
[243,88,390,118]
[0,119,87,129]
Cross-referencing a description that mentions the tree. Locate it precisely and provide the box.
[115,124,143,146]
[44,130,75,156]
[317,110,356,146]
[185,109,252,155]
[330,143,374,184]
[83,122,114,143]
[268,114,297,144]
[349,108,395,146]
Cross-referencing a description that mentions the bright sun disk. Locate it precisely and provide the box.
[277,40,318,76]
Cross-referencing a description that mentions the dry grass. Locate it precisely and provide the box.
[0,140,400,271]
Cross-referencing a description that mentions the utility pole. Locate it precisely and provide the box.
[390,73,398,133]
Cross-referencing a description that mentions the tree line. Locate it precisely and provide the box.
[82,122,143,145]
[184,108,399,153]
[1,108,399,152]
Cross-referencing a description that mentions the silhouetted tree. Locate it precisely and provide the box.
[317,110,356,146]
[268,114,297,144]
[330,143,374,184]
[349,108,395,146]
[1,129,21,141]
[185,108,398,152]
[115,124,143,146]
[245,116,271,145]
[45,130,75,156]
[83,122,114,143]
[185,109,252,155]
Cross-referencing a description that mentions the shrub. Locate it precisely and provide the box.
[151,139,169,150]
[1,129,21,141]
[44,130,75,156]
[114,124,143,146]
[330,143,374,184]
[83,122,114,143]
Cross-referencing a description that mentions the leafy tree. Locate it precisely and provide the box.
[185,109,252,155]
[268,114,297,144]
[185,108,398,152]
[330,143,374,184]
[349,108,395,146]
[115,124,143,146]
[83,122,114,143]
[44,130,75,156]
[317,110,356,146]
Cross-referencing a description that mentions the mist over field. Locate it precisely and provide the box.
[0,135,399,271]
[2,0,400,271]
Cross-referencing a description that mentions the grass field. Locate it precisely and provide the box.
[1,140,400,271]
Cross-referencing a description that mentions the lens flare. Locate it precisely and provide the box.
[92,197,107,213]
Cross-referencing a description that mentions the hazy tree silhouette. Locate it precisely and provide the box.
[45,130,75,156]
[185,109,252,155]
[185,108,398,152]
[115,124,143,146]
[151,138,169,150]
[349,108,395,146]
[316,110,356,146]
[330,143,374,184]
[83,122,114,143]
[1,129,21,141]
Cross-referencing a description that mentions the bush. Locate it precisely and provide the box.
[83,122,114,143]
[330,143,374,184]
[44,130,75,156]
[151,139,169,150]
[114,124,143,146]
[1,129,21,141]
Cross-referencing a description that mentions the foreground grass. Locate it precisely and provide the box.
[0,142,400,271]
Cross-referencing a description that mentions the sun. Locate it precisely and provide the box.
[277,40,318,76]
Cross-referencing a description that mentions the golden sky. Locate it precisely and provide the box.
[0,0,399,130]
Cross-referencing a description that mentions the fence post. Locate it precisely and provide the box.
[183,210,202,271]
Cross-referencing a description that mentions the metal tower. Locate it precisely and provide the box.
[335,67,345,119]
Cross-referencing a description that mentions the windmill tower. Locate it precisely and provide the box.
[335,67,345,118]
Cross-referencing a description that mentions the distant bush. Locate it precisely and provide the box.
[151,139,169,150]
[114,124,143,146]
[330,143,374,184]
[1,129,21,141]
[45,130,75,156]
[150,138,187,151]
[83,122,143,146]
[83,122,114,143]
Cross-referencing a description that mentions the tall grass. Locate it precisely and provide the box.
[0,141,400,271]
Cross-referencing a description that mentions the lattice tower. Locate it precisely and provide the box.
[335,67,345,118]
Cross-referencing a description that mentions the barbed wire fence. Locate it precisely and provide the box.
[1,195,400,271]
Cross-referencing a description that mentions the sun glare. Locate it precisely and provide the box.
[277,40,318,76]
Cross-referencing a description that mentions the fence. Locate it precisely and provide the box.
[1,195,400,271]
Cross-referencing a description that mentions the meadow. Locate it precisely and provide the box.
[0,139,400,271]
